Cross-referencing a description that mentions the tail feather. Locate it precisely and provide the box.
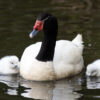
[72,34,84,53]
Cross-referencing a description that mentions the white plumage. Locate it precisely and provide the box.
[0,56,19,74]
[86,59,100,76]
[20,34,84,81]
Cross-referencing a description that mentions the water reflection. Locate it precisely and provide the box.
[0,75,83,100]
[86,77,100,89]
[0,75,19,96]
[0,75,19,88]
[20,80,54,100]
[52,78,82,100]
[20,76,82,100]
[85,77,100,99]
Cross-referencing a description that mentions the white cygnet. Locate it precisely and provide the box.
[86,59,100,76]
[0,55,19,74]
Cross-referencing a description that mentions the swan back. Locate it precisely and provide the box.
[53,34,84,79]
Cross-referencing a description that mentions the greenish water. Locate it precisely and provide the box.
[0,0,100,100]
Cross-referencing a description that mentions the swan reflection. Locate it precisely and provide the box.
[86,77,100,89]
[0,75,19,87]
[20,80,54,100]
[20,76,82,100]
[0,75,19,95]
[0,75,82,100]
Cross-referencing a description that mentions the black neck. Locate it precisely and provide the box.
[36,29,57,62]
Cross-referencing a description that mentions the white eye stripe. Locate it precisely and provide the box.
[42,16,50,22]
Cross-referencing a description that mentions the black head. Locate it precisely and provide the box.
[37,12,52,21]
[29,12,58,38]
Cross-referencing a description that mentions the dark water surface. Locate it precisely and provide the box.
[0,0,100,100]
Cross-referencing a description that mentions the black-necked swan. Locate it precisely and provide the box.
[86,59,100,76]
[0,55,19,74]
[20,13,84,81]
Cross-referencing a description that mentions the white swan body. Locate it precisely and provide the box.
[20,34,84,81]
[0,56,19,74]
[86,59,100,76]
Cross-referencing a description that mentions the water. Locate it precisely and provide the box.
[0,0,100,100]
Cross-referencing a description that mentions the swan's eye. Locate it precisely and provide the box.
[10,62,14,64]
